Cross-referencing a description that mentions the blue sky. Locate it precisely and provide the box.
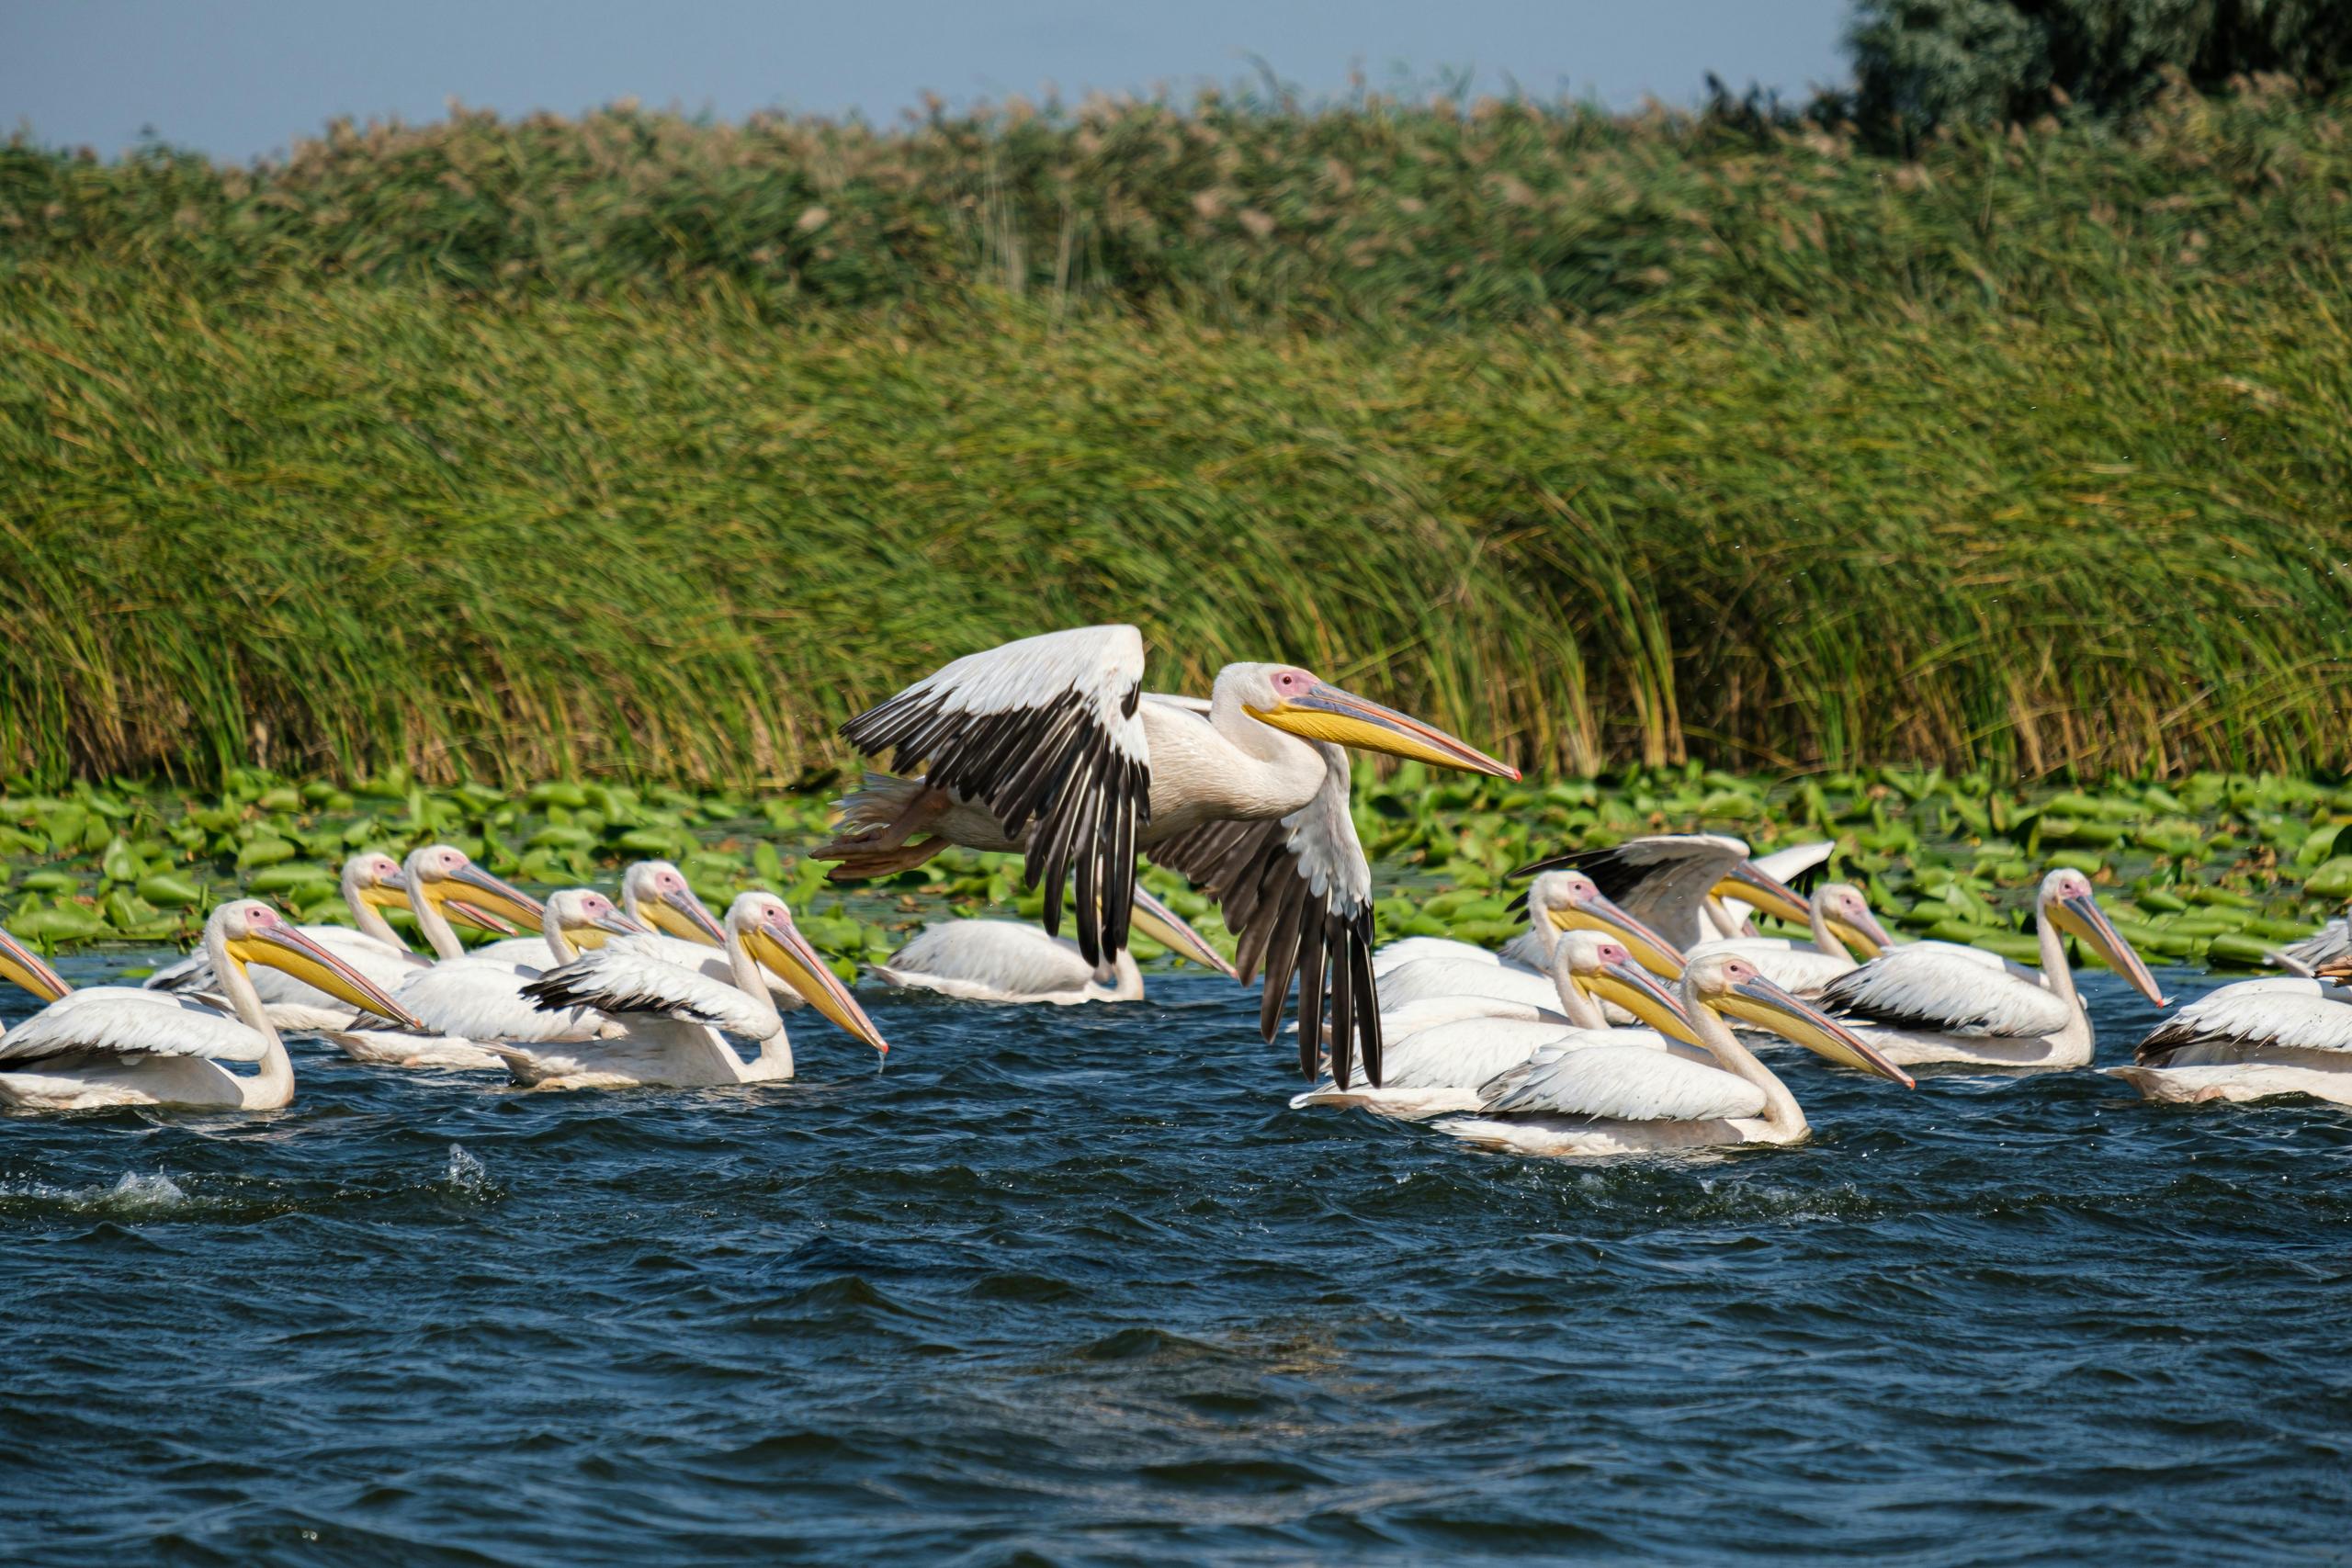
[2,1,1852,161]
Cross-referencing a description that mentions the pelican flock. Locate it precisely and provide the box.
[6,620,2347,1150]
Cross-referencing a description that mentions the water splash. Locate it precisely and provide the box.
[445,1143,488,1194]
[0,1169,186,1213]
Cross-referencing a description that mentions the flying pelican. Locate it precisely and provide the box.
[821,626,1517,1086]
[494,893,889,1089]
[1294,933,1703,1120]
[1688,883,1894,998]
[872,886,1238,1003]
[1437,953,1916,1157]
[1513,834,1815,960]
[1374,871,1687,1012]
[2107,967,2352,1105]
[0,901,422,1111]
[1818,869,2167,1068]
[320,888,645,1069]
[142,852,438,1030]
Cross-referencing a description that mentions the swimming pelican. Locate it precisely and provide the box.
[1374,872,1687,1012]
[0,901,422,1111]
[872,886,1237,1003]
[320,888,646,1069]
[1294,934,1703,1120]
[1688,883,1894,998]
[1818,869,2167,1068]
[1370,871,1602,977]
[822,626,1517,1086]
[142,852,439,1030]
[1513,834,1814,958]
[492,893,889,1089]
[2107,969,2352,1105]
[1437,953,1916,1157]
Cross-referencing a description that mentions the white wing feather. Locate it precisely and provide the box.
[1824,945,2073,1038]
[523,948,778,1040]
[1480,1043,1767,1122]
[876,921,1096,998]
[1374,957,1559,1012]
[0,989,269,1063]
[2140,979,2352,1056]
[395,960,607,1043]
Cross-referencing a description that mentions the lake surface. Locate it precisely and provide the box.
[3,952,2348,1564]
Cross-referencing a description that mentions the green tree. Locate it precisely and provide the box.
[1849,0,2352,139]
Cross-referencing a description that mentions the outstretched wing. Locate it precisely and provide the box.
[523,949,777,1040]
[839,626,1148,967]
[1149,742,1383,1088]
[1513,833,1750,950]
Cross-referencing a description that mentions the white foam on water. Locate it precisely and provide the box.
[0,1169,187,1212]
[445,1143,488,1192]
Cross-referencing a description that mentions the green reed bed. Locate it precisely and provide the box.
[3,269,2348,785]
[3,769,2346,978]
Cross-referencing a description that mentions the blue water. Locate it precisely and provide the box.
[4,953,2349,1564]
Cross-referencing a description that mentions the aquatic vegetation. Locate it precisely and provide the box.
[3,767,2344,976]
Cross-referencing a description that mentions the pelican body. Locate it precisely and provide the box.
[609,860,806,1011]
[826,626,1517,1086]
[1437,954,1915,1157]
[872,886,1237,1004]
[1293,934,1702,1121]
[1820,870,2167,1068]
[2109,971,2352,1105]
[0,904,421,1111]
[494,894,890,1089]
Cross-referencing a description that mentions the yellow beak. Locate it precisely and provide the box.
[0,926,73,1003]
[1587,957,1704,1048]
[228,924,424,1029]
[1550,897,1685,980]
[1249,682,1517,779]
[2052,894,2170,1008]
[1714,974,1914,1087]
[1127,887,1238,978]
[1709,863,1813,927]
[749,918,890,1055]
[649,887,728,946]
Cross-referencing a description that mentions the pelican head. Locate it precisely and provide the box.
[1684,953,1914,1087]
[0,924,72,1003]
[1551,931,1702,1046]
[624,860,728,945]
[732,893,890,1055]
[1817,883,1895,959]
[1127,886,1239,978]
[544,889,650,952]
[215,900,424,1028]
[1229,664,1518,779]
[404,844,545,935]
[344,852,411,912]
[1710,858,1813,926]
[2038,868,2169,1007]
[1523,869,1687,980]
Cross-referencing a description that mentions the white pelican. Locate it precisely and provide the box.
[1294,933,1704,1120]
[1370,871,1611,977]
[0,901,422,1111]
[1688,883,1894,998]
[1819,869,2167,1068]
[822,626,1517,1086]
[492,893,889,1089]
[142,852,437,1031]
[611,860,804,1009]
[390,843,548,960]
[319,887,646,1069]
[1437,953,1916,1157]
[872,886,1237,1003]
[1374,871,1688,1013]
[2107,964,2352,1105]
[1513,834,1815,958]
